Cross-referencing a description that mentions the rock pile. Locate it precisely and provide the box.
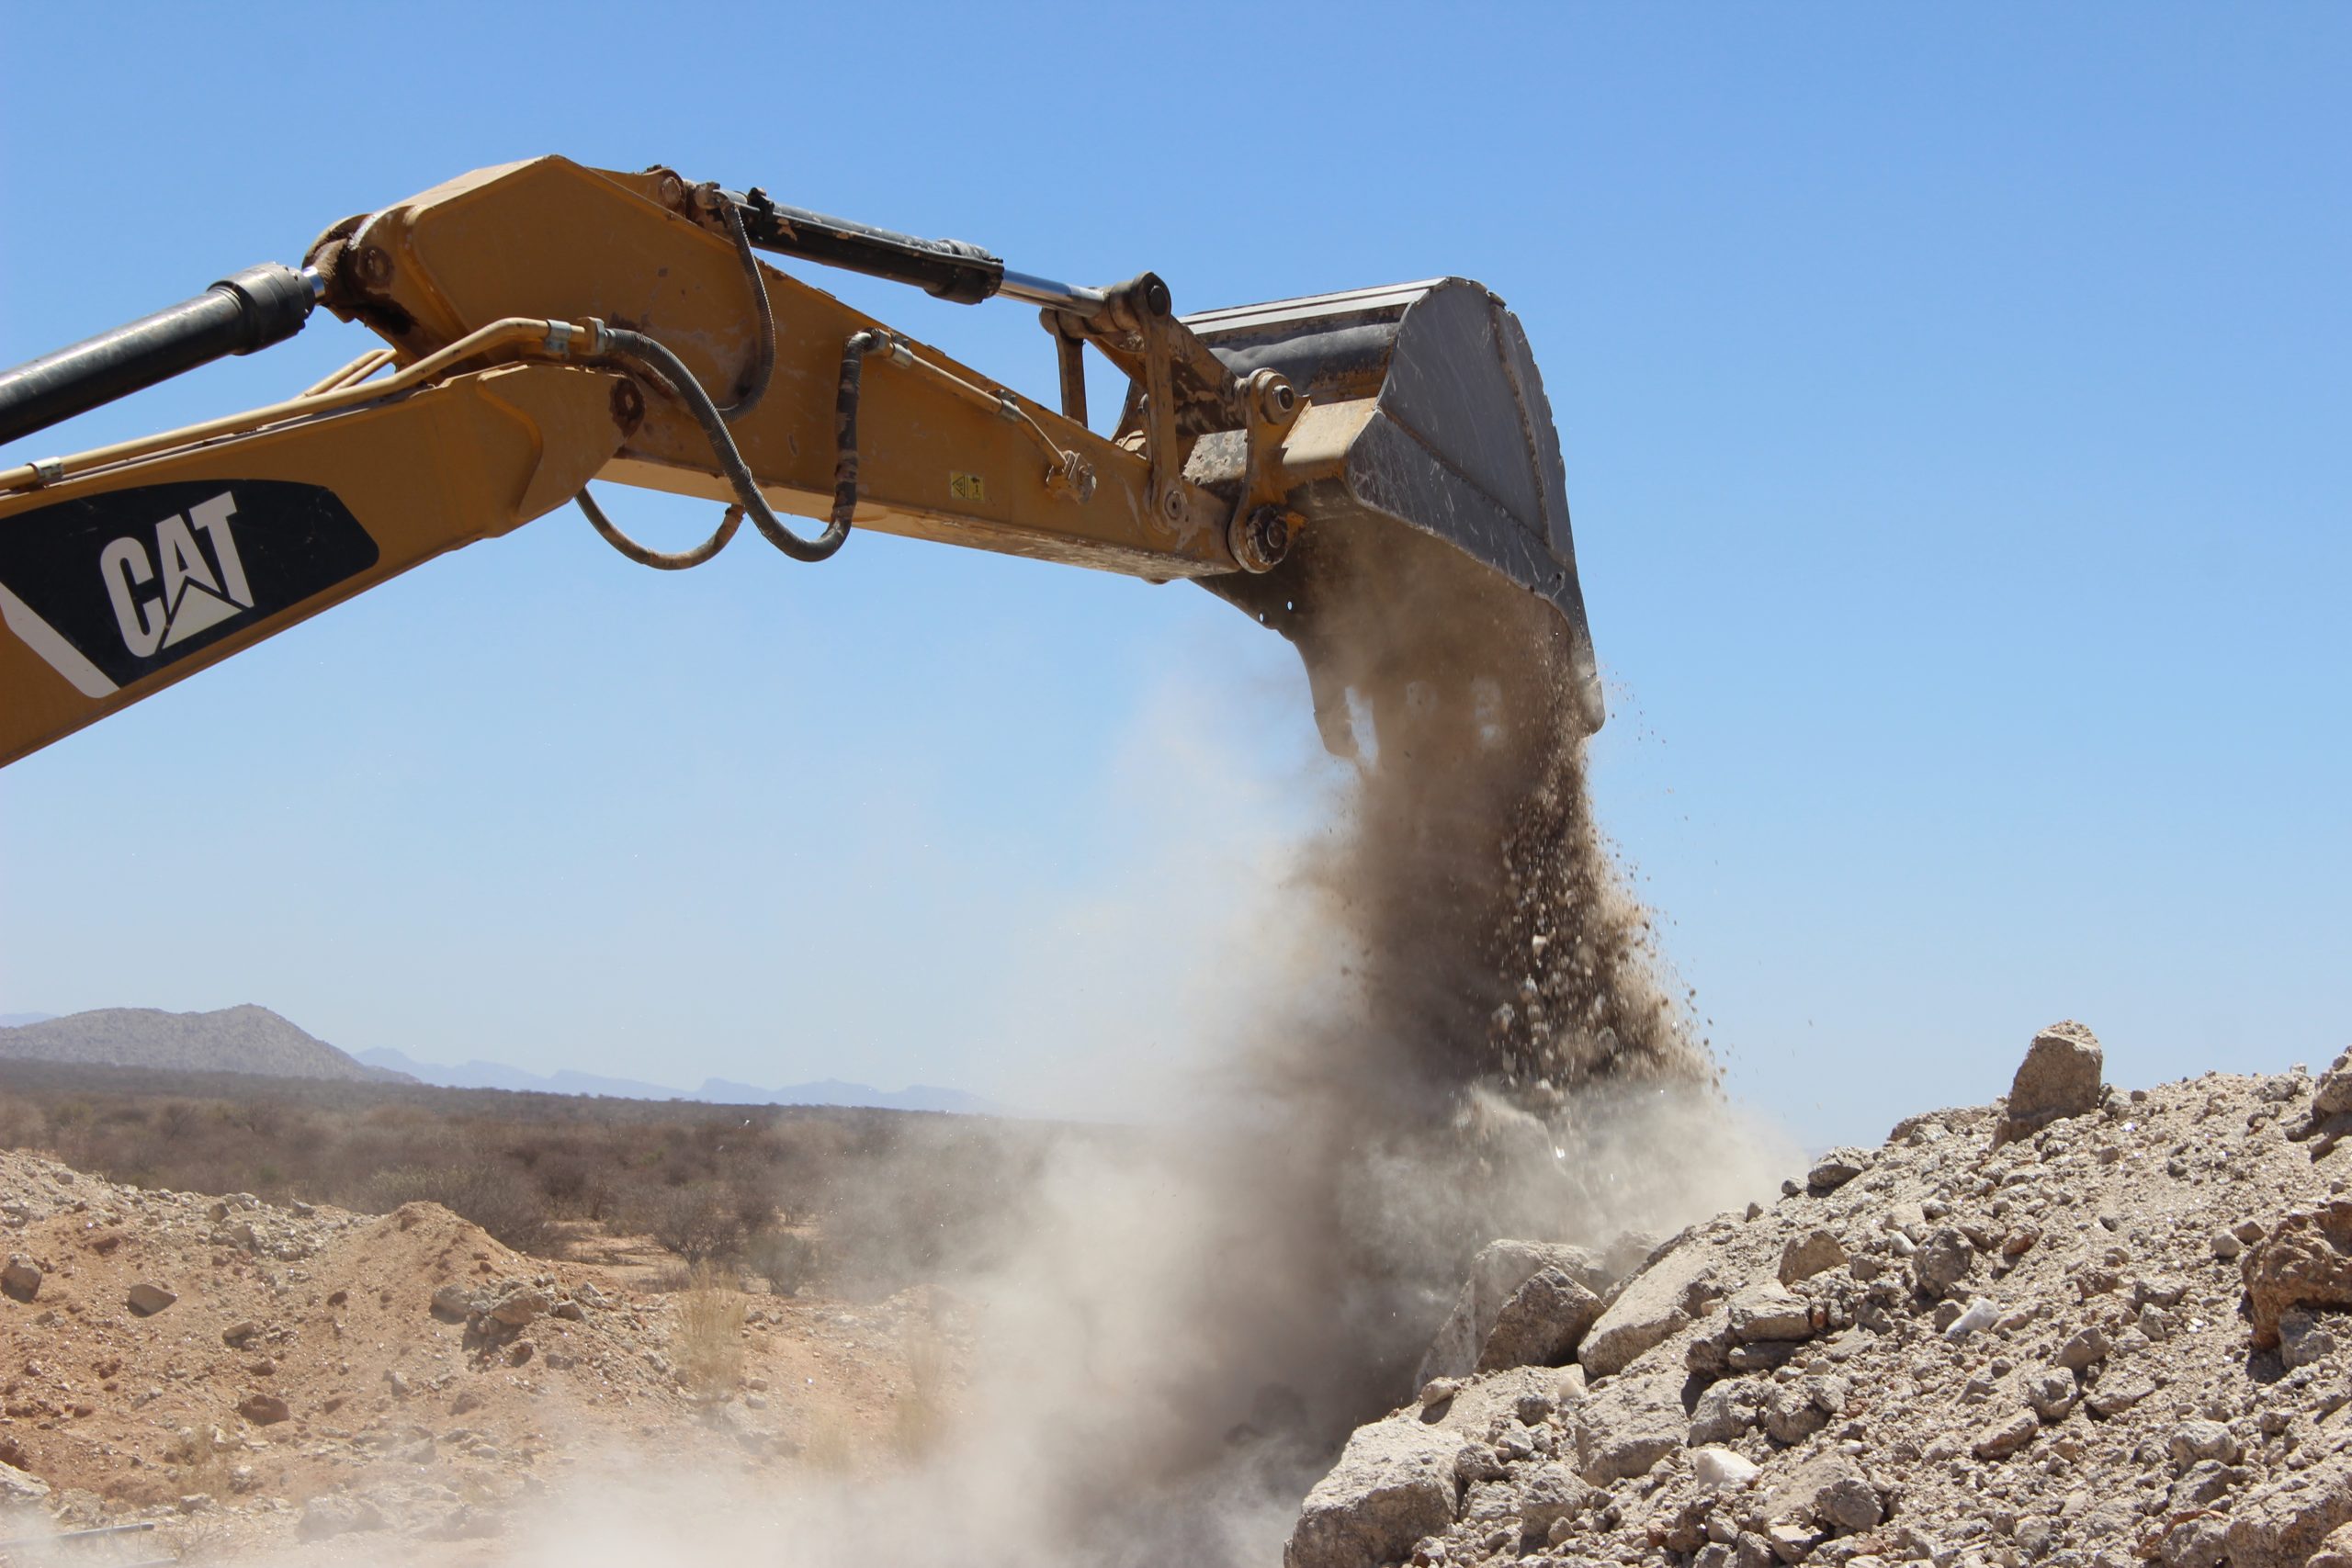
[1286,1024,2352,1568]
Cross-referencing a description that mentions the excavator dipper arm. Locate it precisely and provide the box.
[0,157,1601,769]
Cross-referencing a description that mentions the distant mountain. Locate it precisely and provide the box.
[0,1006,415,1084]
[694,1077,1001,1114]
[359,1047,1001,1114]
[0,1013,52,1029]
[355,1048,679,1100]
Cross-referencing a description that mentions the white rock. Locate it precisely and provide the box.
[1691,1446,1760,1489]
[1944,1297,2001,1340]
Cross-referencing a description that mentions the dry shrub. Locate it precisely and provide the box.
[640,1185,746,1263]
[675,1260,744,1397]
[745,1229,821,1295]
[0,1060,1069,1279]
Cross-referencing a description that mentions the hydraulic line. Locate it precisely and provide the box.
[831,330,894,540]
[592,325,848,563]
[707,197,774,419]
[574,197,776,567]
[577,491,743,570]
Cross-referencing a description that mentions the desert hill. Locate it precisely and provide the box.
[0,1006,411,1084]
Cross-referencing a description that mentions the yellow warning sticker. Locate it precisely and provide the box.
[948,472,987,503]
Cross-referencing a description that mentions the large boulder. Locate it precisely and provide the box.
[1476,1269,1602,1373]
[1515,1461,1594,1536]
[1688,1377,1768,1445]
[1417,1241,1610,1386]
[1761,1374,1848,1445]
[126,1281,176,1316]
[2312,1048,2352,1121]
[1996,1021,2103,1144]
[237,1393,291,1426]
[1284,1418,1468,1568]
[1724,1281,1815,1343]
[1806,1148,1871,1194]
[1911,1228,1976,1299]
[1571,1370,1686,1484]
[2309,1520,2352,1568]
[1765,1449,1883,1533]
[485,1286,548,1327]
[1578,1246,1723,1378]
[2222,1452,2352,1568]
[1778,1229,1847,1286]
[2245,1202,2352,1350]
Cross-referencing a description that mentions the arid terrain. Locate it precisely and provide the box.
[0,1138,968,1564]
[4,1027,2351,1566]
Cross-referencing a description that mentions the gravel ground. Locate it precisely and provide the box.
[1284,1026,2352,1568]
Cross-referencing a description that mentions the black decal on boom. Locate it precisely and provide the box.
[0,480,378,687]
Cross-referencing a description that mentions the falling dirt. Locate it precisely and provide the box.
[881,546,1788,1566]
[1212,541,1746,1428]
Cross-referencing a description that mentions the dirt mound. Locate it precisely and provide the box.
[1284,1028,2352,1568]
[0,1149,957,1559]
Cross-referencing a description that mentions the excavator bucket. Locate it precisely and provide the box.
[1187,279,1602,760]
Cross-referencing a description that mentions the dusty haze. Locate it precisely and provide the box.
[300,559,1795,1567]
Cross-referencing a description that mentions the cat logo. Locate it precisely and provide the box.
[0,476,379,700]
[100,491,254,657]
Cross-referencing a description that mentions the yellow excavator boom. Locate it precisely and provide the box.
[0,157,1600,767]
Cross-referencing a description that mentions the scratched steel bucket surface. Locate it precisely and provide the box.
[1184,278,1602,757]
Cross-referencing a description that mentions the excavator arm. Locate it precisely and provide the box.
[0,157,1601,769]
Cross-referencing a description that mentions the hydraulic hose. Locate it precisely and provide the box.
[708,197,774,420]
[832,330,896,537]
[577,491,742,570]
[593,325,849,563]
[573,198,778,566]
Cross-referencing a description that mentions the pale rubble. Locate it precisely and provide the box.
[1283,1026,2352,1568]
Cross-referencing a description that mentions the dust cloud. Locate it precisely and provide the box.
[447,558,1793,1566]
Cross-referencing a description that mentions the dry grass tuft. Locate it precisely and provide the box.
[800,1411,855,1472]
[675,1260,745,1397]
[890,1324,951,1461]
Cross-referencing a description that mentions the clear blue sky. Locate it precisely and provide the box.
[1,4,2345,1148]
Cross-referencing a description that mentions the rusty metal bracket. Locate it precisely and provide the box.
[1226,367,1305,573]
[1040,308,1091,426]
[1076,272,1250,535]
